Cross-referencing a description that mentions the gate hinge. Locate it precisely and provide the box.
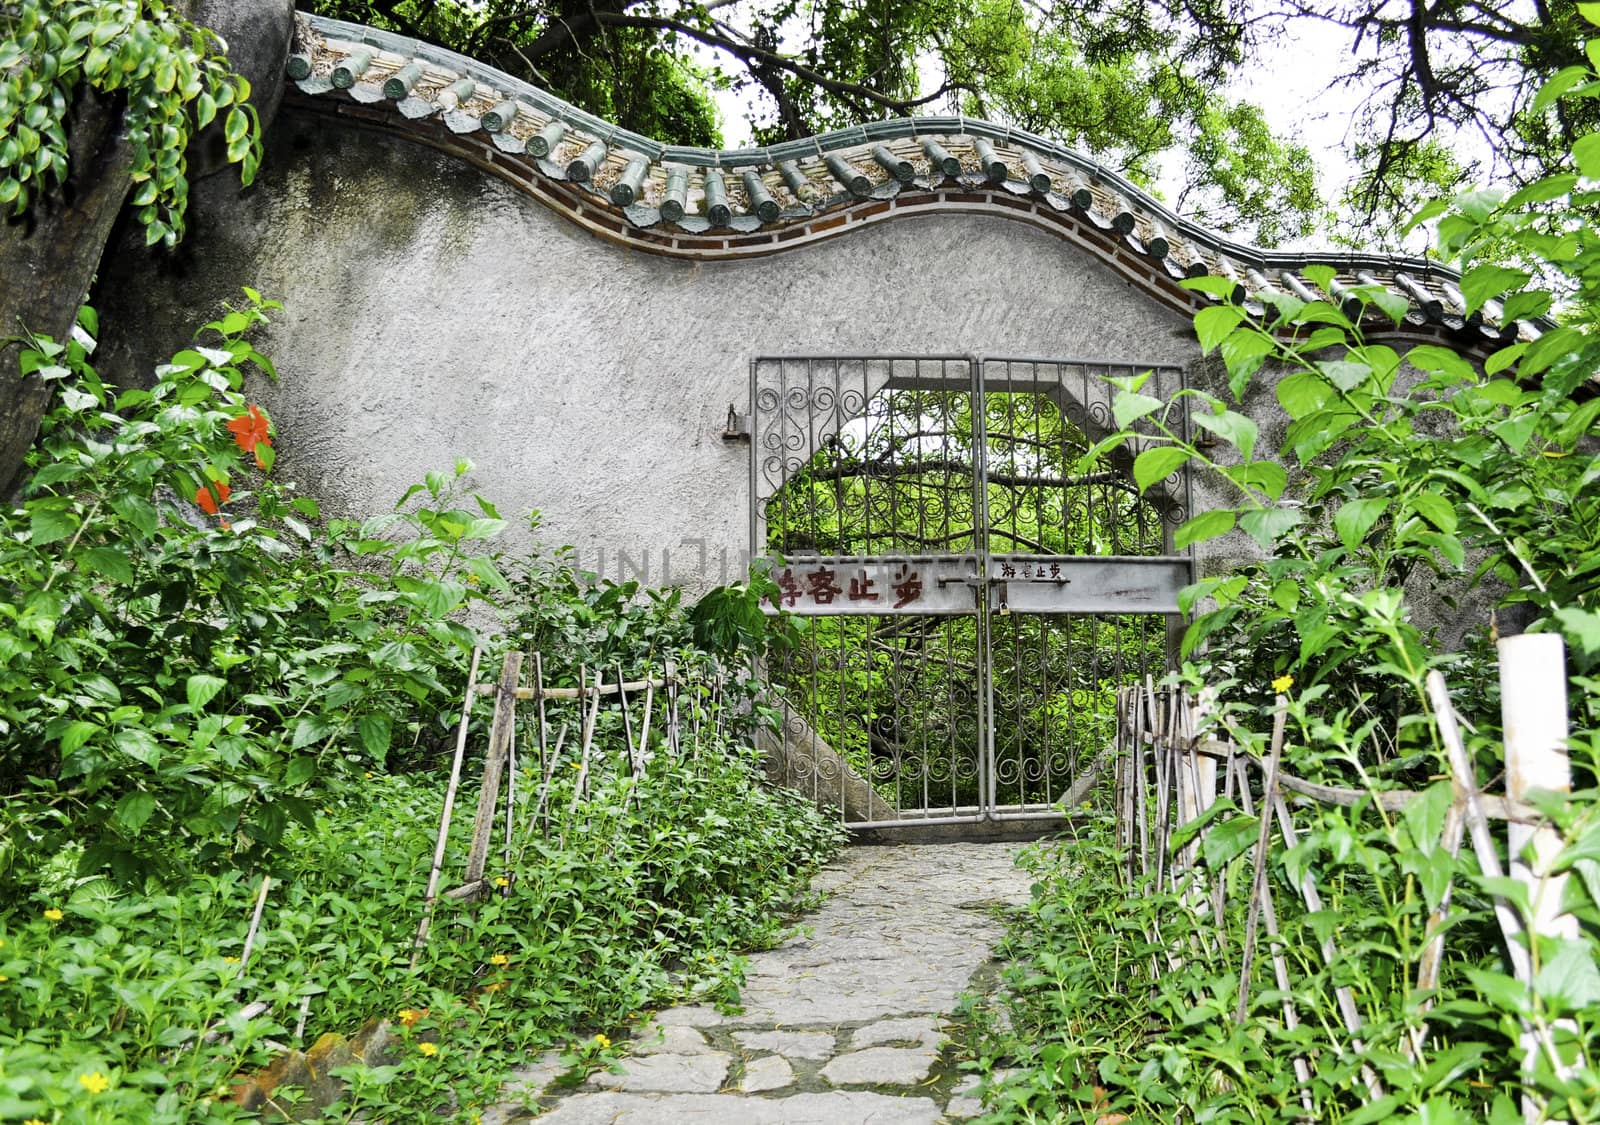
[722,404,751,442]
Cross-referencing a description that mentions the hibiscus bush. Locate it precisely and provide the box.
[0,291,497,888]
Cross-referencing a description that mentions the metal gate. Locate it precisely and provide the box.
[751,355,1191,828]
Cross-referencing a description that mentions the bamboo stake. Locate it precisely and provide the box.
[533,652,549,784]
[616,664,639,810]
[665,660,680,759]
[1428,670,1531,982]
[501,718,516,895]
[294,994,312,1043]
[238,874,271,976]
[567,668,603,818]
[637,680,655,772]
[464,652,522,888]
[1133,692,1151,881]
[532,721,568,832]
[1237,702,1288,1023]
[412,646,482,965]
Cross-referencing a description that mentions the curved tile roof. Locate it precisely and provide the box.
[286,13,1532,348]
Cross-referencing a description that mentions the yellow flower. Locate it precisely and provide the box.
[493,876,509,888]
[398,1008,426,1026]
[489,953,510,966]
[43,908,63,922]
[0,975,8,982]
[364,771,374,779]
[223,956,240,964]
[593,1033,611,1049]
[1271,673,1294,693]
[417,1041,439,1057]
[570,762,582,771]
[79,1071,111,1095]
[25,1118,47,1125]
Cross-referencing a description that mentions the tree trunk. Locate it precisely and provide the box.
[0,83,133,498]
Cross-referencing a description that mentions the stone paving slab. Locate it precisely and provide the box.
[483,843,1032,1123]
[533,1090,945,1124]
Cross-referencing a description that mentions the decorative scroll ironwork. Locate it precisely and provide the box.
[751,354,1188,828]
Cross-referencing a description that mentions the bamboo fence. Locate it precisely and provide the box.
[410,649,731,964]
[1109,634,1581,1120]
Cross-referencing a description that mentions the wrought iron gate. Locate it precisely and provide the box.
[751,355,1191,828]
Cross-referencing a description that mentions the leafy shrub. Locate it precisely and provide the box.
[969,20,1600,1122]
[0,295,844,1121]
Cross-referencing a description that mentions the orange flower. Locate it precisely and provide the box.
[195,480,231,515]
[227,405,273,468]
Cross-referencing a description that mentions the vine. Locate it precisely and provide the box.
[0,0,262,246]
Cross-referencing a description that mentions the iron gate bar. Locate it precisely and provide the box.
[751,353,1190,829]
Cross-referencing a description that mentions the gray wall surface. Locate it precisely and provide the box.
[93,112,1202,593]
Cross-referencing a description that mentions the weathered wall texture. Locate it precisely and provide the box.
[93,112,1201,592]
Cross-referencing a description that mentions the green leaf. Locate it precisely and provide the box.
[1237,507,1304,549]
[357,714,392,761]
[1409,492,1458,534]
[1169,796,1238,855]
[114,728,161,768]
[29,506,77,547]
[1194,306,1245,354]
[1275,371,1329,418]
[1132,446,1191,492]
[1554,606,1600,659]
[1577,133,1600,180]
[1239,462,1287,501]
[1201,813,1259,869]
[1173,509,1235,550]
[113,791,158,835]
[1193,410,1258,460]
[460,518,505,541]
[1406,345,1477,383]
[1459,264,1530,314]
[59,720,101,754]
[291,715,334,750]
[1334,497,1390,551]
[1533,939,1600,1010]
[1270,578,1299,611]
[1533,66,1590,114]
[411,579,467,618]
[79,546,132,584]
[186,674,227,711]
[1112,392,1165,429]
[283,755,316,786]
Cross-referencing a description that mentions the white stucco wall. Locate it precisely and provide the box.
[95,112,1203,592]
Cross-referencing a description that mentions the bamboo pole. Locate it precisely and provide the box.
[665,660,680,758]
[1229,754,1314,1112]
[464,652,523,887]
[1237,702,1288,1023]
[238,874,271,976]
[412,646,482,965]
[1428,670,1531,982]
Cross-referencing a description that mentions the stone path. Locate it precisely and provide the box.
[484,842,1031,1123]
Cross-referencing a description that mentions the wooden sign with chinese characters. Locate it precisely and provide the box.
[988,555,1189,615]
[761,556,979,616]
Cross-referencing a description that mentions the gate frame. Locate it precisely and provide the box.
[749,353,1194,828]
